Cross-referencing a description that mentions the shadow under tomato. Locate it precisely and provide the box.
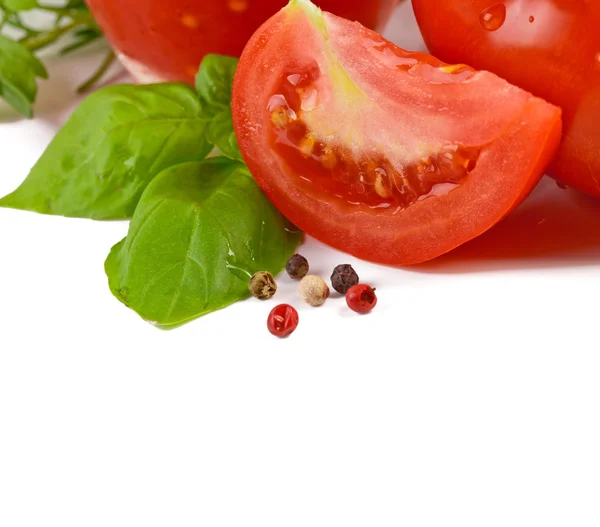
[410,177,600,273]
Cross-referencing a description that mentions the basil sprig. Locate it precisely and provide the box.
[2,54,302,327]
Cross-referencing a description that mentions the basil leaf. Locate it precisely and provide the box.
[0,35,48,118]
[195,54,243,161]
[105,157,302,328]
[3,0,37,11]
[196,54,237,108]
[0,83,212,219]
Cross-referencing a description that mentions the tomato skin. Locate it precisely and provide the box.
[412,0,600,197]
[86,0,400,83]
[232,1,561,265]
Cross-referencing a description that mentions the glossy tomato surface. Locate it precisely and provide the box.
[412,0,600,197]
[232,0,562,265]
[86,0,400,83]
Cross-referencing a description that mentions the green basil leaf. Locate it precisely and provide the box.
[0,83,212,219]
[195,54,243,161]
[0,35,48,118]
[3,0,37,11]
[195,54,237,109]
[105,157,302,328]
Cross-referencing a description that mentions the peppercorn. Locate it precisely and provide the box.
[286,253,309,280]
[330,264,359,294]
[248,271,277,300]
[267,304,299,338]
[346,284,377,314]
[299,275,330,306]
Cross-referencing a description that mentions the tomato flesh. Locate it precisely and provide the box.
[270,66,481,211]
[232,0,562,265]
[412,0,600,197]
[86,0,400,83]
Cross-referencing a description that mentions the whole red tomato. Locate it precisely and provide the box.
[86,0,401,83]
[412,0,600,197]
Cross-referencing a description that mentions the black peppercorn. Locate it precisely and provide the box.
[331,264,359,294]
[248,271,277,300]
[286,253,309,280]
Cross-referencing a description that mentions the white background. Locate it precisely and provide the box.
[1,3,600,526]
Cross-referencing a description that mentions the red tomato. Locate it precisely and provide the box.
[412,0,600,197]
[86,0,400,83]
[231,0,562,265]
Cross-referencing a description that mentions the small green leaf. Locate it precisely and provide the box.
[0,83,212,219]
[195,54,243,161]
[195,54,237,109]
[0,35,48,118]
[105,157,302,328]
[3,0,37,11]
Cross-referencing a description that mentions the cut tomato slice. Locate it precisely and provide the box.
[232,0,562,265]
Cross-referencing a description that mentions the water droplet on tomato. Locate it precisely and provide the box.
[287,73,302,86]
[595,52,600,70]
[479,4,507,31]
[529,15,535,23]
[419,182,461,200]
[299,88,318,111]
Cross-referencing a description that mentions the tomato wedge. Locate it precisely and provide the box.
[232,0,562,264]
